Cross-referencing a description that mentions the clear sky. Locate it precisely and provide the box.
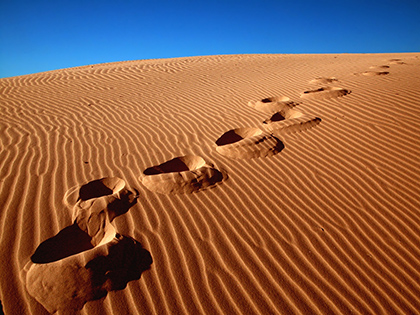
[1,0,419,78]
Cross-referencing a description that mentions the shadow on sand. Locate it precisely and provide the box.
[23,177,152,313]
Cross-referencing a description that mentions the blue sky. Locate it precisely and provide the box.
[1,0,419,78]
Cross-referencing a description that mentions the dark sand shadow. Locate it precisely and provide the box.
[24,178,153,313]
[78,177,125,201]
[143,159,190,175]
[142,156,226,194]
[215,130,245,146]
[215,128,284,159]
[32,190,139,264]
[85,235,152,295]
[31,223,94,263]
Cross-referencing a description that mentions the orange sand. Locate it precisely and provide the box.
[1,53,420,314]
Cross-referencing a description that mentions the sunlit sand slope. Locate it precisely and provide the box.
[1,53,420,314]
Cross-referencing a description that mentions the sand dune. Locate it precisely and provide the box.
[1,53,420,314]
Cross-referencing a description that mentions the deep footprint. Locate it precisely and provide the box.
[263,110,321,135]
[388,58,405,65]
[23,235,152,314]
[309,77,338,84]
[22,178,151,313]
[263,107,304,123]
[78,177,126,201]
[355,71,389,76]
[248,96,298,114]
[63,177,126,209]
[216,127,284,159]
[369,65,390,69]
[300,86,351,99]
[141,155,225,194]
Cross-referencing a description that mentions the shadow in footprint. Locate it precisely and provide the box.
[31,223,94,263]
[24,235,152,313]
[355,71,389,76]
[300,86,351,99]
[86,235,152,294]
[262,108,321,136]
[215,129,256,146]
[309,77,338,84]
[248,96,298,114]
[216,128,284,159]
[32,191,139,264]
[144,158,191,175]
[78,177,126,201]
[142,155,226,194]
[23,178,153,314]
[266,112,286,122]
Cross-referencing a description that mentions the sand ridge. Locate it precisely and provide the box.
[1,53,420,314]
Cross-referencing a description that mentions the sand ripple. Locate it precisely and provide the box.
[1,53,420,314]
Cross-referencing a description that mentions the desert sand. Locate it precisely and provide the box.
[1,53,420,314]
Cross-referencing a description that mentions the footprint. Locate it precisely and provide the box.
[248,96,298,114]
[388,58,405,65]
[300,87,351,100]
[262,110,321,135]
[309,77,338,84]
[23,234,152,314]
[77,177,126,201]
[215,127,284,159]
[262,108,304,122]
[63,177,126,209]
[369,65,390,69]
[141,155,225,194]
[355,71,389,76]
[22,178,152,313]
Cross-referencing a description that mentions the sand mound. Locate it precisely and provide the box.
[300,86,351,99]
[216,127,284,159]
[2,53,420,315]
[309,77,338,84]
[141,155,225,194]
[248,96,298,114]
